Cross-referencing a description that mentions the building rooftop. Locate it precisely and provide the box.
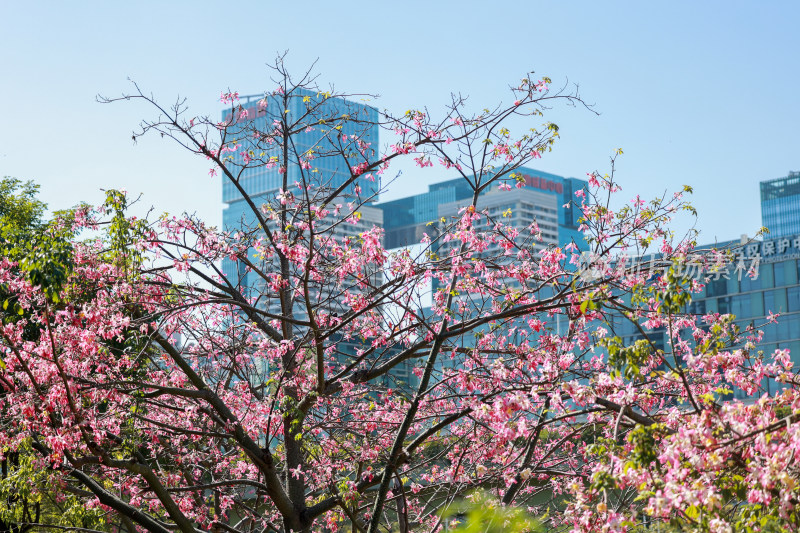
[760,171,800,202]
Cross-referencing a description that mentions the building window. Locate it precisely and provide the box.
[706,278,728,297]
[764,288,787,314]
[788,286,800,313]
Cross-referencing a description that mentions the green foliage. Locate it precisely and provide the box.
[603,337,652,380]
[625,424,663,468]
[588,470,617,494]
[102,190,146,276]
[734,504,800,533]
[695,313,736,358]
[1,177,74,305]
[0,442,107,533]
[15,231,74,304]
[442,491,541,533]
[0,178,46,234]
[656,264,693,315]
[579,291,601,315]
[628,261,695,318]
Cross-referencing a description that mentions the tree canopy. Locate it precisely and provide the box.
[0,61,797,533]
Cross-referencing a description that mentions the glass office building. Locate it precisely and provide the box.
[605,235,800,400]
[606,172,800,393]
[221,89,381,288]
[689,243,800,398]
[761,172,800,237]
[377,167,588,249]
[691,237,800,359]
[221,89,380,209]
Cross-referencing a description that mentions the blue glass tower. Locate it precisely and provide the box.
[761,172,800,237]
[221,89,381,288]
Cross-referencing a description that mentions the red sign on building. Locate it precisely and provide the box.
[522,173,563,194]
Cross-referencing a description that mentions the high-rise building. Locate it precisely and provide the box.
[436,185,562,251]
[687,237,800,398]
[218,90,420,389]
[603,234,800,400]
[761,171,800,237]
[221,89,382,290]
[377,167,588,250]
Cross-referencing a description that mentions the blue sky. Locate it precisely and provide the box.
[2,1,798,243]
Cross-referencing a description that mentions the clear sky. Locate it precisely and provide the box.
[2,1,798,244]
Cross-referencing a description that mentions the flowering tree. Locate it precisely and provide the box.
[1,60,798,533]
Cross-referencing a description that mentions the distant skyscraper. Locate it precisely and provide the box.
[436,185,562,250]
[220,89,381,290]
[761,171,800,237]
[377,167,588,250]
